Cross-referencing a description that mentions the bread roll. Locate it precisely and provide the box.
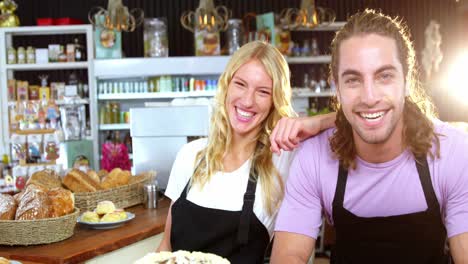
[0,193,17,220]
[87,170,100,184]
[81,211,100,223]
[101,168,130,189]
[62,169,102,193]
[97,169,108,180]
[26,169,62,190]
[100,212,122,223]
[114,209,127,220]
[15,184,51,220]
[95,200,115,215]
[48,187,75,218]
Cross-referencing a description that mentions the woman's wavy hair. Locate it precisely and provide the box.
[191,41,296,215]
[329,9,440,169]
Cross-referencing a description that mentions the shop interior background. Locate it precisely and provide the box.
[13,0,467,122]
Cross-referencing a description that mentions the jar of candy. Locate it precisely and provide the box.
[226,19,243,55]
[144,18,169,57]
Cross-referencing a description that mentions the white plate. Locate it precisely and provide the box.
[77,212,135,229]
[10,261,22,264]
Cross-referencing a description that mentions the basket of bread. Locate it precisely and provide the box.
[0,169,78,246]
[62,168,155,212]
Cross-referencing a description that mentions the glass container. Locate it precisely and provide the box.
[144,18,169,57]
[226,19,243,55]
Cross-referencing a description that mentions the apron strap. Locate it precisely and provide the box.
[237,171,258,245]
[332,161,348,220]
[414,155,441,214]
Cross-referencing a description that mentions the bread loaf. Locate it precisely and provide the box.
[87,170,100,184]
[0,193,17,220]
[26,169,62,190]
[62,169,102,193]
[101,168,130,189]
[48,187,75,218]
[15,184,51,220]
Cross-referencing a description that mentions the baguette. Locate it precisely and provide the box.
[63,169,102,193]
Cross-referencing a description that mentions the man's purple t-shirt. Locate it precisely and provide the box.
[275,120,468,239]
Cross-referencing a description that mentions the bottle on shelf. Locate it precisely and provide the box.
[7,47,16,64]
[311,38,320,56]
[74,38,85,61]
[17,46,26,64]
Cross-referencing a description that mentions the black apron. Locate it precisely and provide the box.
[171,166,270,264]
[331,156,450,264]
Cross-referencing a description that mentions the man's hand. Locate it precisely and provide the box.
[270,112,336,154]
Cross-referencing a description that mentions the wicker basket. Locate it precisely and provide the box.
[73,171,154,212]
[0,208,80,246]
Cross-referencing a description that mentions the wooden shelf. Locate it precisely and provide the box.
[12,129,55,135]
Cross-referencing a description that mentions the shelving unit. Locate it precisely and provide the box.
[288,21,344,117]
[93,56,230,168]
[0,25,96,167]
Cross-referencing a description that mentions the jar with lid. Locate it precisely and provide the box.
[144,18,169,57]
[226,19,244,55]
[26,46,36,64]
[7,47,16,64]
[17,46,25,64]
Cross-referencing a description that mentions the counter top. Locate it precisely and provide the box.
[0,198,170,264]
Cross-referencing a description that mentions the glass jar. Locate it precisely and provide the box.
[111,102,120,124]
[226,19,243,55]
[144,18,169,57]
[7,47,16,64]
[17,46,26,64]
[26,46,36,64]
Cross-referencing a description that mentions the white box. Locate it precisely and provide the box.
[35,48,49,63]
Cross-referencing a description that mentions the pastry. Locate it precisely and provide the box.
[100,212,121,223]
[81,211,100,223]
[101,168,131,189]
[62,169,102,193]
[87,170,100,184]
[0,193,17,220]
[97,169,108,180]
[48,187,75,218]
[114,208,127,220]
[0,257,9,264]
[95,200,115,215]
[15,184,51,220]
[26,169,62,190]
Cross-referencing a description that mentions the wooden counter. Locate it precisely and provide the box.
[0,198,170,264]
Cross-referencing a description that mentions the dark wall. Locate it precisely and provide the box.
[13,0,464,121]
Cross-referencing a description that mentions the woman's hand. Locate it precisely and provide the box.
[270,112,336,154]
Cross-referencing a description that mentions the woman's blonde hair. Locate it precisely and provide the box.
[329,9,440,169]
[191,41,295,215]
